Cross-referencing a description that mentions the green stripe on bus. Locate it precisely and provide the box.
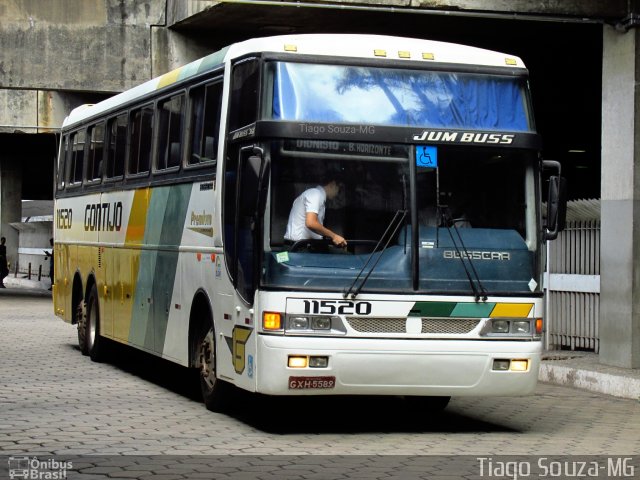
[409,302,457,317]
[197,47,229,75]
[153,184,192,352]
[450,303,495,318]
[410,301,496,318]
[129,184,192,353]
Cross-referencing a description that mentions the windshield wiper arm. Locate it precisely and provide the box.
[442,209,488,302]
[344,209,407,299]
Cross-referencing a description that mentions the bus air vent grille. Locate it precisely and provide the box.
[345,317,481,334]
[422,318,480,334]
[345,317,406,333]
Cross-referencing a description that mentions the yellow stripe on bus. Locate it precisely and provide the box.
[489,303,533,318]
[157,67,182,89]
[126,188,151,245]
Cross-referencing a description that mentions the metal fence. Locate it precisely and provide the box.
[544,200,601,352]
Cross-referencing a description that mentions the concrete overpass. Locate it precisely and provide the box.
[1,0,639,369]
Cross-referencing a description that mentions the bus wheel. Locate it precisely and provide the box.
[85,284,105,362]
[76,300,88,356]
[196,324,230,412]
[404,395,451,412]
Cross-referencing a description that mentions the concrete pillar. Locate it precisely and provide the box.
[0,158,22,273]
[600,25,640,368]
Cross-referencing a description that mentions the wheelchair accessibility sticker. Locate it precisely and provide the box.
[416,145,438,168]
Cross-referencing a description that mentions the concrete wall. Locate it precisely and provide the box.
[0,0,632,131]
[0,0,165,132]
[0,0,165,91]
[0,159,21,271]
[167,0,628,29]
[600,25,640,369]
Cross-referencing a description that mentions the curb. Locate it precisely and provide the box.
[540,363,640,401]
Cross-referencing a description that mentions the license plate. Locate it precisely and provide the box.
[288,376,336,390]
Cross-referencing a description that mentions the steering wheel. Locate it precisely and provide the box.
[289,238,380,254]
[288,238,333,252]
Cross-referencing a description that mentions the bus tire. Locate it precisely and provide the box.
[404,395,451,412]
[85,284,105,362]
[76,300,88,356]
[196,321,231,412]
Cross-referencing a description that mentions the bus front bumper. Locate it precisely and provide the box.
[256,334,542,396]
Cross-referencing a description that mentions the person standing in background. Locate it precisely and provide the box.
[44,238,54,291]
[0,237,8,288]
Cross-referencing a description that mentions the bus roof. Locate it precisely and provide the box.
[62,34,526,128]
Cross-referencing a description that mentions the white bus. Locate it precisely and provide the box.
[54,34,566,411]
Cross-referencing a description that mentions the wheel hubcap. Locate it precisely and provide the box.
[199,329,215,389]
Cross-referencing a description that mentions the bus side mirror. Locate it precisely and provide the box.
[543,161,567,241]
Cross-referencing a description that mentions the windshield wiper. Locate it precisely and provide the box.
[343,209,407,299]
[441,208,489,302]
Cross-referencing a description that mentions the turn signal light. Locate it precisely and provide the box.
[263,312,282,330]
[535,318,543,335]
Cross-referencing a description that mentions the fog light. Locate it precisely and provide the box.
[311,316,331,330]
[492,320,510,333]
[263,312,282,330]
[309,356,329,368]
[510,359,529,372]
[288,356,308,368]
[512,321,530,334]
[288,316,309,330]
[493,359,510,371]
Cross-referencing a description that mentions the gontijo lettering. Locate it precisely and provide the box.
[84,202,123,231]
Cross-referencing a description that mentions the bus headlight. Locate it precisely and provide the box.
[283,314,346,335]
[288,316,309,330]
[483,319,537,338]
[311,316,331,330]
[491,320,510,333]
[512,321,530,334]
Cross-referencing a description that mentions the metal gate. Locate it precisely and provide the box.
[544,200,601,352]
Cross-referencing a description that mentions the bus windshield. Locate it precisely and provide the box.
[269,62,533,131]
[264,141,539,295]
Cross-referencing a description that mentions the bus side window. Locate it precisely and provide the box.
[229,59,259,131]
[69,130,86,186]
[87,122,105,183]
[157,94,185,171]
[106,114,127,179]
[57,135,69,191]
[188,81,222,166]
[129,104,154,175]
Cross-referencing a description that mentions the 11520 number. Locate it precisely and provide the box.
[303,300,372,315]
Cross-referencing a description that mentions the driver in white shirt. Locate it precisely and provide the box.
[284,180,347,248]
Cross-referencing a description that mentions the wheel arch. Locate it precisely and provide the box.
[188,288,214,368]
[71,270,84,324]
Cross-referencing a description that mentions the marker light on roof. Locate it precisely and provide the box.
[422,53,435,60]
[505,57,517,66]
[398,51,411,59]
[284,44,297,52]
[374,49,387,57]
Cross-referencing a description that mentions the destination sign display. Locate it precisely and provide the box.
[253,121,542,150]
[282,139,408,159]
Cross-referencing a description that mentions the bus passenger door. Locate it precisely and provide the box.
[219,144,266,390]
